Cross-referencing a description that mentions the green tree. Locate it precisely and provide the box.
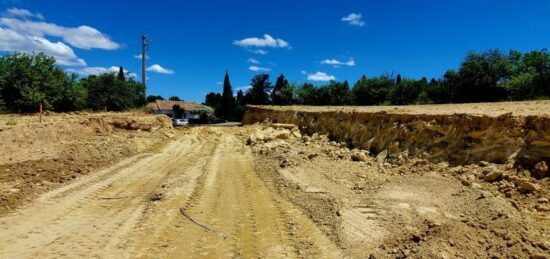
[117,66,125,81]
[0,53,86,112]
[204,92,222,112]
[146,95,164,103]
[296,83,317,105]
[169,96,182,101]
[503,72,536,100]
[81,72,144,111]
[388,78,421,105]
[245,73,271,105]
[351,75,392,105]
[271,74,290,105]
[172,104,185,118]
[220,71,236,121]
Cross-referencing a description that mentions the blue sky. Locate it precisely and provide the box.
[1,0,549,102]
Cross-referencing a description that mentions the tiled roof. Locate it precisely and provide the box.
[147,100,202,111]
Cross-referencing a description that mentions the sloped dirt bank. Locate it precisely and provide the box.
[0,113,178,216]
[243,105,550,173]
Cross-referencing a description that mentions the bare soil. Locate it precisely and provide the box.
[244,124,550,258]
[0,109,548,258]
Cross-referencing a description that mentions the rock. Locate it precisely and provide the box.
[479,161,491,167]
[291,129,302,139]
[518,181,540,194]
[351,150,368,162]
[484,170,503,182]
[271,123,296,130]
[272,129,291,140]
[9,188,20,193]
[538,198,549,204]
[376,150,388,163]
[533,161,548,178]
[470,183,482,189]
[451,166,464,174]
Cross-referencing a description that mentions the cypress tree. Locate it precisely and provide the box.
[220,71,235,121]
[117,66,125,81]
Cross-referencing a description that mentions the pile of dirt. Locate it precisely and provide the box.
[0,113,179,215]
[244,123,550,258]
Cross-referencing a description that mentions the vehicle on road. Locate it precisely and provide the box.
[172,118,188,126]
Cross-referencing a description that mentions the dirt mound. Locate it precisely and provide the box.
[0,113,179,215]
[84,117,113,134]
[110,114,173,131]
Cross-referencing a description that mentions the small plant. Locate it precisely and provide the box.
[6,119,17,126]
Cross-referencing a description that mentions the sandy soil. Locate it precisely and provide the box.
[243,124,549,258]
[255,100,550,117]
[0,113,548,258]
[0,112,175,215]
[0,127,342,258]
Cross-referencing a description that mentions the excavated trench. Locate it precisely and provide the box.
[243,106,550,172]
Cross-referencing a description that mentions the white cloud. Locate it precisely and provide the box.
[66,66,138,78]
[321,58,356,67]
[250,49,268,55]
[249,65,271,72]
[342,13,365,27]
[147,64,174,75]
[301,70,307,75]
[0,27,86,66]
[66,66,118,75]
[307,72,336,82]
[0,16,120,50]
[5,8,44,20]
[234,34,290,49]
[134,54,149,59]
[247,58,260,64]
[216,81,222,85]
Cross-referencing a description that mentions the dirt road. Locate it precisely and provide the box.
[0,127,342,258]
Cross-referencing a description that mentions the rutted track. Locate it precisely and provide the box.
[0,127,342,258]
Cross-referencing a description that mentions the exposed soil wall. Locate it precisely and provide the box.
[243,106,550,170]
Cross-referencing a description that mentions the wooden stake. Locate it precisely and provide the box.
[39,103,43,123]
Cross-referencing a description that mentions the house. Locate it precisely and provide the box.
[147,100,203,119]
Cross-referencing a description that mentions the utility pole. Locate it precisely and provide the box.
[141,34,148,89]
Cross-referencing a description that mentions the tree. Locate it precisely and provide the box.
[169,96,182,101]
[271,74,290,105]
[351,75,392,105]
[117,66,125,81]
[172,104,185,118]
[245,73,271,105]
[396,74,402,85]
[297,83,317,105]
[81,71,145,111]
[146,95,164,103]
[388,78,421,105]
[0,53,86,112]
[503,72,536,100]
[219,71,236,121]
[204,92,222,112]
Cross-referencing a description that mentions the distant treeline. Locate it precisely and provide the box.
[0,53,146,113]
[205,49,550,121]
